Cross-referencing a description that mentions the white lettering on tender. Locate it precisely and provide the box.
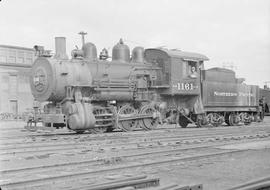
[213,91,254,97]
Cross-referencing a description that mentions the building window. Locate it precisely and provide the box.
[0,55,7,63]
[8,50,16,57]
[0,49,6,56]
[0,49,7,63]
[17,57,24,63]
[9,75,18,99]
[9,100,18,115]
[8,56,16,63]
[18,51,24,57]
[25,58,32,64]
[17,51,25,64]
[26,52,33,58]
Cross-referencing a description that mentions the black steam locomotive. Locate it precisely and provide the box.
[28,33,264,133]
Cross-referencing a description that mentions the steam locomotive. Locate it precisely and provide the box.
[28,33,263,133]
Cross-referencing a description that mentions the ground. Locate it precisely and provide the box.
[0,117,270,190]
[155,143,270,189]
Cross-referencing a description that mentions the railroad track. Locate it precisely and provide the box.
[1,135,269,185]
[0,130,269,159]
[1,122,270,148]
[0,141,258,190]
[0,125,269,160]
[0,119,269,143]
[1,119,270,189]
[1,128,268,148]
[2,136,268,175]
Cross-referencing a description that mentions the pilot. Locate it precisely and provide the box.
[189,66,198,78]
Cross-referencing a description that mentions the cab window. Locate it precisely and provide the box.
[188,61,198,78]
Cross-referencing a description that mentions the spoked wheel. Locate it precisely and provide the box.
[92,106,114,134]
[229,113,240,126]
[242,113,252,125]
[118,104,138,132]
[207,113,224,127]
[196,114,209,128]
[139,105,159,130]
[178,115,189,128]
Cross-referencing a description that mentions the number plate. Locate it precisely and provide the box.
[172,83,199,91]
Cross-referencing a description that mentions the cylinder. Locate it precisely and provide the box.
[67,102,96,130]
[54,37,68,59]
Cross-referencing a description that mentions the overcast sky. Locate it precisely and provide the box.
[0,0,269,87]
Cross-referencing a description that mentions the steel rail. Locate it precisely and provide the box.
[0,132,268,156]
[0,121,269,142]
[227,175,270,190]
[0,149,246,188]
[1,125,269,149]
[2,137,267,174]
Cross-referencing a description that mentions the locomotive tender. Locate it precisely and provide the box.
[29,33,262,133]
[260,85,270,116]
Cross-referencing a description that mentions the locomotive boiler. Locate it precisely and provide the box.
[28,33,263,133]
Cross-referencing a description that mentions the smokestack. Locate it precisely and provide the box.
[54,37,68,59]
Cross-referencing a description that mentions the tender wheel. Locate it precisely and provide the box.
[139,105,159,130]
[179,115,189,128]
[229,113,240,126]
[242,113,252,125]
[118,104,138,132]
[196,114,209,127]
[208,113,224,127]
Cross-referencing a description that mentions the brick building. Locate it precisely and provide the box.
[0,45,36,117]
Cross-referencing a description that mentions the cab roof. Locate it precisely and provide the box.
[145,48,209,61]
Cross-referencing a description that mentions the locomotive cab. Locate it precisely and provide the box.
[145,48,208,95]
[145,48,209,127]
